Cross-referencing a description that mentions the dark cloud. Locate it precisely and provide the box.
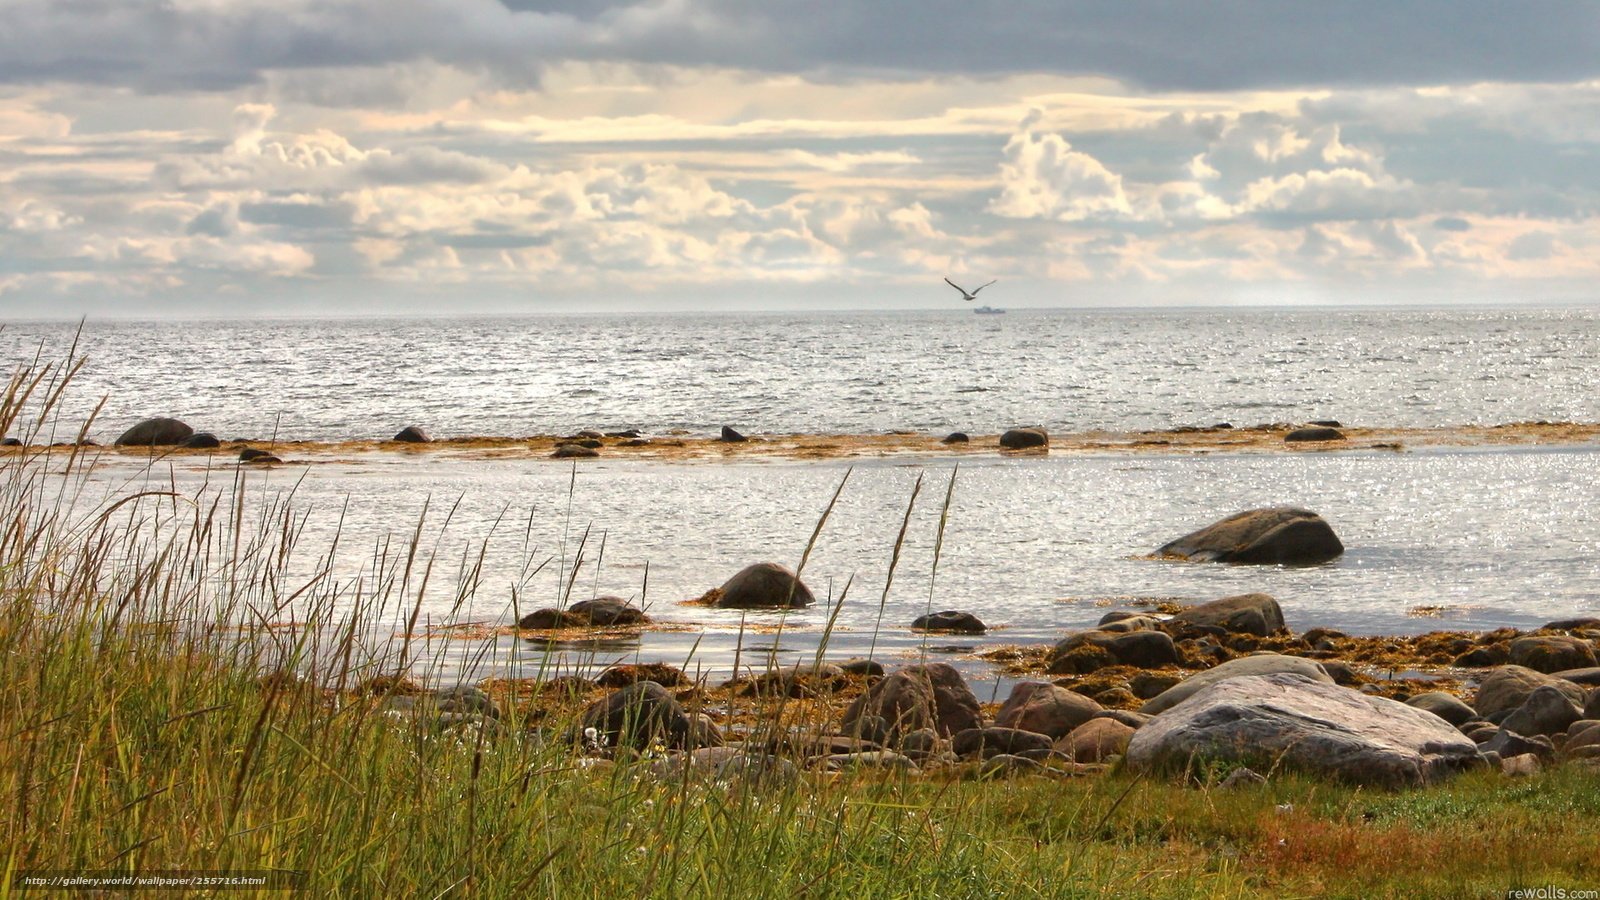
[1,0,1595,92]
[1432,217,1472,232]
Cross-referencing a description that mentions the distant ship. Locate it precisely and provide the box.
[973,305,1006,315]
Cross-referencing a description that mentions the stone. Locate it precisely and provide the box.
[551,443,600,458]
[825,751,919,773]
[841,663,983,739]
[1219,767,1267,789]
[1589,688,1600,721]
[1319,661,1361,687]
[1155,507,1343,565]
[517,608,583,629]
[719,426,747,443]
[238,447,278,463]
[1056,718,1135,762]
[1307,420,1343,428]
[999,427,1048,450]
[568,596,647,626]
[1563,720,1600,756]
[715,754,799,784]
[1284,426,1345,442]
[392,426,431,443]
[689,714,723,748]
[577,681,691,751]
[1501,753,1542,777]
[1049,630,1179,671]
[1500,685,1583,737]
[1141,654,1333,715]
[114,417,194,447]
[1098,615,1164,634]
[1092,709,1152,729]
[1552,667,1600,687]
[1164,593,1287,637]
[941,432,970,444]
[0,437,20,447]
[437,685,500,719]
[1472,666,1587,718]
[595,663,688,689]
[1126,673,1485,787]
[1480,727,1555,762]
[1509,635,1598,673]
[911,610,987,634]
[1130,673,1182,700]
[994,681,1103,738]
[897,728,941,758]
[1543,618,1600,632]
[1045,643,1116,675]
[181,432,221,449]
[1453,645,1510,668]
[952,727,1054,758]
[976,754,1048,779]
[1405,692,1479,727]
[838,658,885,678]
[713,562,815,608]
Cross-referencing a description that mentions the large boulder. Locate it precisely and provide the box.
[840,663,982,739]
[1164,593,1287,637]
[1141,653,1332,716]
[392,426,432,443]
[1472,666,1588,719]
[1056,717,1136,762]
[1500,685,1584,737]
[568,596,647,626]
[911,610,987,634]
[998,427,1048,450]
[1125,673,1484,787]
[1049,630,1179,672]
[1553,667,1600,687]
[714,562,815,609]
[994,682,1103,739]
[1509,635,1597,674]
[1405,692,1479,727]
[576,681,692,750]
[1589,689,1600,721]
[115,417,195,447]
[1155,507,1343,565]
[951,727,1053,759]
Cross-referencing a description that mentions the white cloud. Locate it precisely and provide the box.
[989,111,1134,221]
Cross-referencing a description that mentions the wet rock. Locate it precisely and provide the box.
[595,663,688,689]
[1543,617,1600,632]
[1509,635,1598,673]
[1098,614,1164,634]
[568,596,647,626]
[392,426,431,443]
[1130,673,1182,700]
[1308,419,1343,428]
[1500,685,1583,737]
[1056,718,1135,762]
[941,432,970,444]
[517,608,584,629]
[1049,630,1179,671]
[577,681,691,751]
[605,430,642,439]
[1453,645,1510,668]
[841,663,983,739]
[838,658,885,678]
[1141,653,1333,715]
[1319,661,1361,686]
[238,447,279,463]
[911,610,987,634]
[551,443,600,458]
[181,432,221,449]
[1284,426,1345,442]
[713,562,815,608]
[719,426,747,443]
[1472,665,1588,718]
[1126,673,1485,787]
[994,681,1103,738]
[1301,627,1348,645]
[0,437,20,447]
[115,417,195,447]
[1155,507,1343,565]
[1164,593,1287,637]
[998,427,1048,450]
[1406,692,1479,727]
[951,727,1053,759]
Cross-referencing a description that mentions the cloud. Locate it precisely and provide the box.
[989,112,1134,221]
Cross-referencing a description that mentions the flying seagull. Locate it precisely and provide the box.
[944,277,996,302]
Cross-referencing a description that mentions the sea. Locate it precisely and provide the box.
[4,307,1598,691]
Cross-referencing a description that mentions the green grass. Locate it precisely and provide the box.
[3,347,1599,898]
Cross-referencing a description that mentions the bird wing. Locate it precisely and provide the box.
[971,279,997,295]
[943,277,968,295]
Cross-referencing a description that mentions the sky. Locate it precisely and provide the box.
[1,1,1598,316]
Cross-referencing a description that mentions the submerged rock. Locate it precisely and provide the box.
[1284,426,1345,443]
[713,562,815,609]
[1126,673,1484,787]
[719,426,747,442]
[911,610,988,634]
[181,432,222,449]
[115,417,194,447]
[941,432,970,444]
[392,426,431,443]
[1155,507,1343,565]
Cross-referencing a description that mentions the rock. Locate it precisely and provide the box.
[1543,617,1600,631]
[1126,673,1485,787]
[1155,507,1343,565]
[825,751,919,773]
[1319,661,1361,686]
[998,427,1048,450]
[719,426,747,443]
[1219,767,1268,789]
[1500,685,1583,737]
[689,714,723,748]
[1509,635,1598,673]
[1046,643,1117,675]
[994,681,1103,738]
[841,663,983,739]
[437,685,500,719]
[1141,654,1333,716]
[1284,426,1345,442]
[941,432,969,444]
[605,430,642,439]
[1501,753,1542,777]
[0,437,20,447]
[911,610,987,634]
[1564,720,1600,755]
[1057,718,1135,762]
[1164,593,1287,637]
[976,754,1048,779]
[713,562,814,609]
[595,663,688,689]
[392,426,431,443]
[577,682,691,751]
[181,432,221,449]
[1049,630,1179,671]
[838,658,885,678]
[1308,419,1343,428]
[1093,709,1151,729]
[568,596,647,626]
[1405,692,1479,727]
[114,417,194,447]
[1589,688,1600,720]
[1480,727,1555,762]
[1453,645,1510,668]
[896,728,941,758]
[517,608,583,629]
[1472,666,1588,718]
[551,443,600,459]
[952,727,1053,759]
[1098,614,1164,634]
[1552,667,1600,687]
[715,754,799,784]
[1301,627,1348,645]
[238,447,279,463]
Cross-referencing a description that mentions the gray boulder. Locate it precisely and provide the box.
[1125,673,1484,787]
[1155,507,1343,565]
[1164,593,1287,637]
[1049,629,1179,672]
[1405,692,1478,728]
[911,610,987,634]
[1472,666,1587,718]
[841,663,983,739]
[1141,653,1332,715]
[714,562,815,608]
[998,427,1048,450]
[568,596,647,626]
[1509,635,1597,673]
[993,681,1102,739]
[115,417,195,446]
[1500,685,1583,737]
[577,681,691,750]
